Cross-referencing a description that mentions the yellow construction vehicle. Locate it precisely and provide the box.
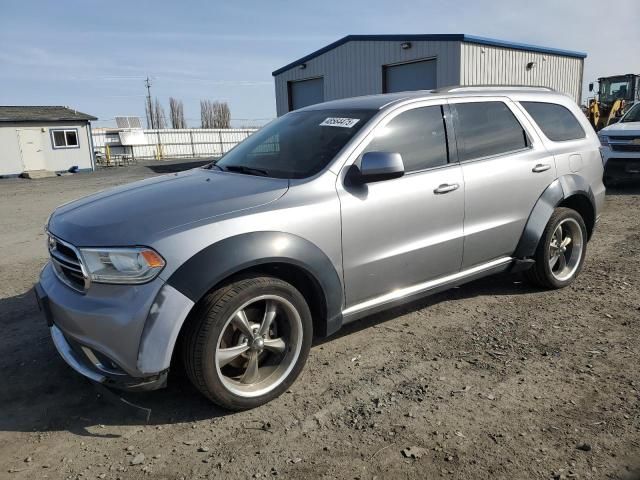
[587,74,639,130]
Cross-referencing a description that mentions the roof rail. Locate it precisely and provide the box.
[436,85,556,93]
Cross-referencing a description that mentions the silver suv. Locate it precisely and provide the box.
[35,87,605,410]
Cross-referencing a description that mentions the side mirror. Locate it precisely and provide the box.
[358,151,404,183]
[588,83,594,92]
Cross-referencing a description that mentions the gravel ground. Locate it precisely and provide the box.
[0,161,638,480]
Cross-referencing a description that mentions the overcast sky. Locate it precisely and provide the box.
[1,0,638,127]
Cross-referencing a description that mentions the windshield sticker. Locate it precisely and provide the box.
[320,117,360,128]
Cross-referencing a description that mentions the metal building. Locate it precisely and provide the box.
[0,106,97,177]
[272,34,586,116]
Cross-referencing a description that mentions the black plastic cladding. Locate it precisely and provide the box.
[166,232,344,337]
[514,174,596,259]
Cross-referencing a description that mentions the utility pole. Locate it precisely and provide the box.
[145,76,163,159]
[145,77,155,129]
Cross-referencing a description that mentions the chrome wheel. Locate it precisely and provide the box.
[214,295,302,398]
[548,218,584,282]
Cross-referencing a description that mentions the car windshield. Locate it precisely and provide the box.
[215,109,376,179]
[621,103,640,123]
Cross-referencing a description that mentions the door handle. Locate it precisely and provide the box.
[433,183,460,194]
[532,163,551,173]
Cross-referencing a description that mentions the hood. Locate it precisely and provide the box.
[48,168,288,246]
[601,121,640,136]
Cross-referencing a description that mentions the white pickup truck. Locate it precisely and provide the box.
[599,103,640,185]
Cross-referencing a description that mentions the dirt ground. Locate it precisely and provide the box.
[1,161,638,480]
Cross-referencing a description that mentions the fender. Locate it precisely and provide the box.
[514,174,596,259]
[166,231,344,337]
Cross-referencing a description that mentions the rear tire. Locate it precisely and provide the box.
[524,207,587,289]
[182,276,313,410]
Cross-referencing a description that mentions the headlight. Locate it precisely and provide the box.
[598,134,609,147]
[79,247,165,284]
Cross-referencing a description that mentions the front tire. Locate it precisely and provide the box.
[524,207,588,289]
[182,276,313,410]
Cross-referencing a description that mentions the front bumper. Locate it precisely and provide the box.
[601,147,640,182]
[36,261,194,391]
[50,323,168,391]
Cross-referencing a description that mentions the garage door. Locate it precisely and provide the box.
[288,77,324,111]
[384,59,437,93]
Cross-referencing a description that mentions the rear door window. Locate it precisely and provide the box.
[362,105,449,172]
[520,101,586,141]
[453,101,529,161]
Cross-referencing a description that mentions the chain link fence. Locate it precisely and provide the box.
[91,128,258,165]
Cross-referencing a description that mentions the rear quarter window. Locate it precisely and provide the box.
[520,101,586,142]
[453,101,530,162]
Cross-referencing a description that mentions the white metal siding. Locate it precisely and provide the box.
[92,128,257,160]
[274,40,462,116]
[460,42,583,103]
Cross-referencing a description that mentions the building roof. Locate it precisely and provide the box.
[272,34,588,76]
[0,106,97,123]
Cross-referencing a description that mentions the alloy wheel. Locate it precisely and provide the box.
[214,295,303,398]
[548,218,584,282]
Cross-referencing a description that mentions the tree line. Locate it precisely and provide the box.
[145,98,231,129]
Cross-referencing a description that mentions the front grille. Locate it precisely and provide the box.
[48,235,89,292]
[609,136,640,153]
[609,136,640,141]
[611,144,640,152]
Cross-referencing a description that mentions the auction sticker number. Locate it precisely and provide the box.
[320,117,360,128]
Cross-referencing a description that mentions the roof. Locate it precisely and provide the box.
[272,34,587,76]
[0,106,97,123]
[297,85,568,112]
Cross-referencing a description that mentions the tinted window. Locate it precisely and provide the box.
[216,109,375,179]
[521,101,585,141]
[455,102,529,161]
[362,106,448,172]
[622,103,640,123]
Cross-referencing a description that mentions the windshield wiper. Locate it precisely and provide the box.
[221,165,271,177]
[203,162,224,171]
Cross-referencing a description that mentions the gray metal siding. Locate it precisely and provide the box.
[460,42,583,103]
[274,40,462,116]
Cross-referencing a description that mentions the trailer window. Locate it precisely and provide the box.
[521,102,585,142]
[51,129,80,148]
